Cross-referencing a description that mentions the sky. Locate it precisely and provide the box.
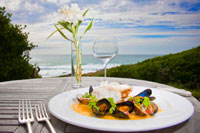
[1,0,200,55]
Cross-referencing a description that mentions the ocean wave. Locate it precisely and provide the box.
[38,64,120,77]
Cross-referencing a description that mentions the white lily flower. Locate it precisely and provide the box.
[58,3,83,26]
[49,3,94,86]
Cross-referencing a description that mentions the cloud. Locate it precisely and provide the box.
[89,0,200,27]
[24,1,44,14]
[1,0,43,13]
[0,0,21,11]
[40,0,71,6]
[1,0,200,55]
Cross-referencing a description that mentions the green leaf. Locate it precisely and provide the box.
[143,97,151,107]
[55,25,72,42]
[47,29,58,39]
[57,21,72,33]
[75,20,82,34]
[107,98,116,114]
[47,27,66,39]
[88,96,99,111]
[133,97,142,105]
[82,92,91,98]
[83,9,89,17]
[74,9,89,34]
[83,17,94,35]
[128,96,134,101]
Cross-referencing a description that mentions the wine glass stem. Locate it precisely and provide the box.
[104,63,107,81]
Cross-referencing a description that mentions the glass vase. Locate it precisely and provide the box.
[71,41,82,88]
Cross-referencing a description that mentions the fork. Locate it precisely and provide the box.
[35,103,56,133]
[18,99,34,133]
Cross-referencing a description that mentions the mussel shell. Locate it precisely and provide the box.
[77,86,93,105]
[89,85,93,94]
[148,102,158,115]
[112,109,129,119]
[134,102,158,116]
[149,96,156,101]
[134,104,148,116]
[116,101,135,113]
[92,98,111,116]
[111,101,135,119]
[77,97,91,105]
[136,89,152,97]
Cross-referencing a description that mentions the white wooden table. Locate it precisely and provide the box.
[0,77,199,133]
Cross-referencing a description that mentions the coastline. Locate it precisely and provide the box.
[31,54,160,78]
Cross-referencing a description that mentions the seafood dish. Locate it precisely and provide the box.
[72,82,160,120]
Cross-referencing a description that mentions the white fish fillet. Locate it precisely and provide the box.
[92,82,133,103]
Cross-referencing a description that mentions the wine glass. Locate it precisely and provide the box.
[93,36,118,81]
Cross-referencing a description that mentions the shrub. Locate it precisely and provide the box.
[0,7,40,81]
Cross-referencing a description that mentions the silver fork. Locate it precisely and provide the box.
[18,99,34,133]
[35,103,56,133]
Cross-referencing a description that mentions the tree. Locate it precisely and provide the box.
[0,7,39,81]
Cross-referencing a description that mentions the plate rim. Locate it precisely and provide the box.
[48,86,194,132]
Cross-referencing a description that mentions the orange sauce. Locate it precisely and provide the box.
[72,103,162,120]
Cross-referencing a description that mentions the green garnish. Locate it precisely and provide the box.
[133,97,142,105]
[143,97,151,107]
[128,97,134,101]
[107,97,116,114]
[83,91,99,111]
[131,96,151,107]
[88,95,99,111]
[82,92,91,98]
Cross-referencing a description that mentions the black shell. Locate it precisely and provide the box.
[134,102,158,116]
[77,97,90,105]
[89,85,93,94]
[92,99,111,116]
[136,89,152,97]
[149,96,156,101]
[116,101,135,113]
[134,105,147,116]
[112,109,129,119]
[149,102,158,115]
[112,101,135,119]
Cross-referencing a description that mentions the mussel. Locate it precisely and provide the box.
[89,85,93,94]
[92,99,111,116]
[77,97,91,105]
[134,102,158,116]
[146,102,158,115]
[112,109,130,119]
[116,101,134,113]
[149,96,156,101]
[133,89,158,116]
[133,89,156,101]
[112,101,134,119]
[77,86,94,105]
[135,89,152,97]
[134,104,148,116]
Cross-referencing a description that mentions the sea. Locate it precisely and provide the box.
[30,54,161,77]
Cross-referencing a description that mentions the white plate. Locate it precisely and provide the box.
[48,86,194,132]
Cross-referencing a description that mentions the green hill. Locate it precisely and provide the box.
[84,46,200,99]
